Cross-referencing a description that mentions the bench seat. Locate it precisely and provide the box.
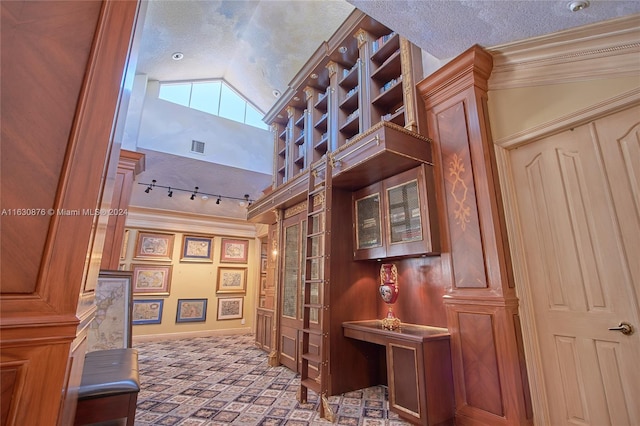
[74,348,140,426]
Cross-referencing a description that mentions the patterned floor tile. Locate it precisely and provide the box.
[135,334,412,425]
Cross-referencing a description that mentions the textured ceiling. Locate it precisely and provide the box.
[350,0,640,59]
[136,0,355,113]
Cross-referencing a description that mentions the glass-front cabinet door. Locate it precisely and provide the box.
[353,182,386,260]
[352,165,439,260]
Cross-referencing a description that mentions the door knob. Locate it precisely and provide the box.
[608,322,634,336]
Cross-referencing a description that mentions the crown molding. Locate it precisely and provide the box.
[125,206,258,237]
[488,14,640,90]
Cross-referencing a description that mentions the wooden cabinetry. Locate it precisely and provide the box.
[263,11,424,190]
[0,1,142,424]
[343,320,455,426]
[353,165,439,260]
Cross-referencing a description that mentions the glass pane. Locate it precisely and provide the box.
[219,84,246,122]
[190,81,221,115]
[282,224,299,318]
[158,83,191,107]
[310,281,319,323]
[387,179,422,244]
[299,220,306,320]
[355,193,382,249]
[245,104,268,130]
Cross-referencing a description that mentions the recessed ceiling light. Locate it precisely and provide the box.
[293,96,300,101]
[310,73,318,79]
[172,52,184,61]
[338,46,348,54]
[567,0,589,12]
[272,89,281,98]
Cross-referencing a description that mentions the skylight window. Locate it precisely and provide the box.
[158,80,268,130]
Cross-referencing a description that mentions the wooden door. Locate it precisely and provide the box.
[279,215,304,372]
[509,105,640,425]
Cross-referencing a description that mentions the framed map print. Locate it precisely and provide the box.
[220,238,249,263]
[216,267,247,294]
[87,270,133,350]
[131,264,172,296]
[134,231,174,261]
[132,299,164,325]
[176,298,208,323]
[217,297,243,320]
[181,235,214,262]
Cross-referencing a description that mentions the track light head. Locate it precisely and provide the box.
[168,187,173,197]
[216,197,221,205]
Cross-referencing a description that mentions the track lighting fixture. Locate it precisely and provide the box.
[139,181,254,206]
[190,187,199,200]
[144,179,157,193]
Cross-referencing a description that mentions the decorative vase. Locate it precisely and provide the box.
[379,263,400,330]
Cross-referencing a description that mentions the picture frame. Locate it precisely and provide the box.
[220,238,249,263]
[131,264,172,296]
[260,275,267,296]
[120,229,130,260]
[260,256,268,274]
[88,270,133,350]
[217,297,243,320]
[176,298,208,323]
[181,235,214,262]
[216,267,247,294]
[132,299,164,325]
[134,231,174,261]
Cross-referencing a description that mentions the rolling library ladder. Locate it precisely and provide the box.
[298,157,335,421]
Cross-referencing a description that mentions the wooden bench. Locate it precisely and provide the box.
[74,348,140,426]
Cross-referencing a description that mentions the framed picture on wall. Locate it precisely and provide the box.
[260,256,267,274]
[220,238,249,263]
[180,235,214,262]
[131,264,172,296]
[217,297,243,320]
[260,275,267,296]
[132,299,164,325]
[88,271,133,350]
[216,267,247,294]
[134,231,174,261]
[176,298,208,323]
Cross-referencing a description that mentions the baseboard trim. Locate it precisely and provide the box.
[132,327,252,343]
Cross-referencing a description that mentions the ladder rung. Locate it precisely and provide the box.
[300,377,321,393]
[308,206,325,216]
[301,352,322,364]
[309,185,325,197]
[306,254,323,261]
[306,230,324,238]
[304,279,323,285]
[301,328,322,335]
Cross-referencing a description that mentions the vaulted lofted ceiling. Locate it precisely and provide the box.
[129,0,640,220]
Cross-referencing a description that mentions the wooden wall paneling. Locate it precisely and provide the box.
[417,45,532,426]
[100,150,145,270]
[0,1,142,425]
[328,188,382,395]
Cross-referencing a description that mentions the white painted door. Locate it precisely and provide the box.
[509,105,640,425]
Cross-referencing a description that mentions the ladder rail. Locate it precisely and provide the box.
[298,157,334,421]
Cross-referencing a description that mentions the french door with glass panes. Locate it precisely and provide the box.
[279,211,320,374]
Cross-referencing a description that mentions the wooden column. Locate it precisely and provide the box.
[417,45,533,426]
[100,150,145,271]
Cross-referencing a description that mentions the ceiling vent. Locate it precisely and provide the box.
[191,140,206,154]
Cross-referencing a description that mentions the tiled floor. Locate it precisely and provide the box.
[134,334,412,425]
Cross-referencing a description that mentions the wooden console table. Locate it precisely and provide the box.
[342,320,454,426]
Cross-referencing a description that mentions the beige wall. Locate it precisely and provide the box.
[122,208,263,340]
[488,76,639,143]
